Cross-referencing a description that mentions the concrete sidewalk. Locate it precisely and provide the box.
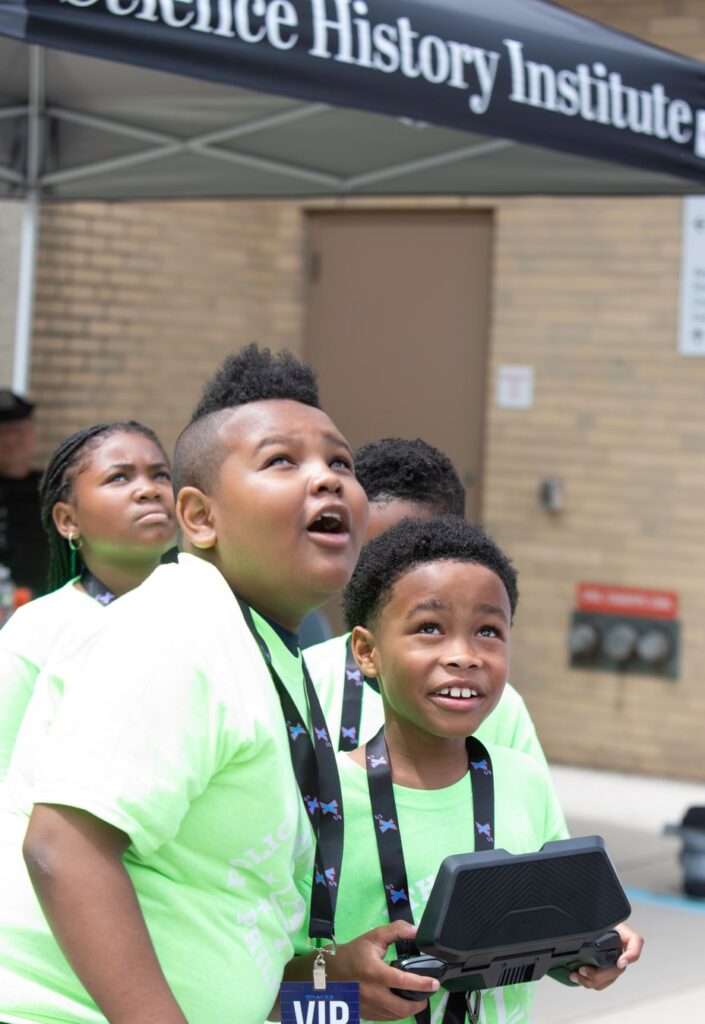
[531,764,705,1024]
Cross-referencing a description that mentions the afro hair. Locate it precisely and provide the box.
[173,343,320,493]
[343,515,518,631]
[190,343,319,421]
[354,437,465,516]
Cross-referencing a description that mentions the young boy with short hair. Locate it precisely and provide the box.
[289,515,641,1024]
[305,438,553,774]
[0,346,433,1024]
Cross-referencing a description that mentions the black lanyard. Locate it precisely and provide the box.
[338,635,379,751]
[236,597,343,943]
[365,727,495,1024]
[80,568,117,606]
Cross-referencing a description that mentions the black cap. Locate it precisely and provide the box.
[683,806,705,830]
[0,390,35,423]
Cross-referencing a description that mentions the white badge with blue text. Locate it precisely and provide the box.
[280,982,360,1024]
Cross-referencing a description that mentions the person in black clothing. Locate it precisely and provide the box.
[0,390,48,596]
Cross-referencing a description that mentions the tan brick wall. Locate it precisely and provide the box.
[485,195,705,780]
[568,0,705,61]
[31,200,305,461]
[26,1,705,780]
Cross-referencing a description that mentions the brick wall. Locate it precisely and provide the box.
[23,1,705,780]
[569,0,705,61]
[31,200,305,460]
[486,195,705,779]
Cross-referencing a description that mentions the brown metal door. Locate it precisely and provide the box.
[305,210,493,522]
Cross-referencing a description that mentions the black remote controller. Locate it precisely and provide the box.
[391,954,448,1000]
[391,930,622,999]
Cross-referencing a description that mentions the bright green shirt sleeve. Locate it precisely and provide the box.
[35,628,229,856]
[0,581,96,781]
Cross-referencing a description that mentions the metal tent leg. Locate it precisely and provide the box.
[12,45,44,396]
[12,190,39,396]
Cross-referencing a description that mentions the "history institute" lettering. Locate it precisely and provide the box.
[60,0,705,155]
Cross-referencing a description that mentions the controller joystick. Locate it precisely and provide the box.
[391,954,448,1000]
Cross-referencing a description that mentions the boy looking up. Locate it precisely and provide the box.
[290,517,642,1024]
[0,346,406,1024]
[305,438,552,772]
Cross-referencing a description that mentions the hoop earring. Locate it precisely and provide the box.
[67,532,83,552]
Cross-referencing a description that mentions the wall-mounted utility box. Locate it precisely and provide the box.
[568,583,680,680]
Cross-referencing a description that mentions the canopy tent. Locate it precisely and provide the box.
[2,0,705,200]
[2,0,705,389]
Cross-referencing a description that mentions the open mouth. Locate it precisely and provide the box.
[306,506,350,537]
[428,684,485,711]
[433,686,480,700]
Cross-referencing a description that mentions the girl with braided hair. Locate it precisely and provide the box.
[0,421,176,779]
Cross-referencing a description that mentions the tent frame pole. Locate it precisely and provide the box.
[12,45,44,397]
[12,190,39,396]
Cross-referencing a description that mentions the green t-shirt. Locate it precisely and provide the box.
[304,633,552,770]
[297,748,569,1024]
[0,579,100,780]
[0,554,315,1024]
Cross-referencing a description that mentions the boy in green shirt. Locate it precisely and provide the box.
[0,347,436,1024]
[290,515,642,1023]
[305,438,554,774]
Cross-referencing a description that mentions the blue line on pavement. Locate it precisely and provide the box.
[626,886,705,915]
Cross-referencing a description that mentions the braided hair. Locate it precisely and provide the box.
[39,421,167,592]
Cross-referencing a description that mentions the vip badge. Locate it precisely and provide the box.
[280,982,359,1024]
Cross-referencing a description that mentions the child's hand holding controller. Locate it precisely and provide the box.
[281,921,440,1022]
[569,922,644,990]
[332,920,440,1020]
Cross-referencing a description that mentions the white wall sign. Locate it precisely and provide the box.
[678,196,705,357]
[496,365,534,409]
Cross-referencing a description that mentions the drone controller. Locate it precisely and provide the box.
[387,837,630,1000]
[391,929,622,999]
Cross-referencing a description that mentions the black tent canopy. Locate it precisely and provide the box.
[1,0,705,393]
[1,0,705,201]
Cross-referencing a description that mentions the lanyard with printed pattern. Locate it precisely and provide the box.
[237,596,343,943]
[338,635,379,752]
[365,726,495,1024]
[79,568,117,606]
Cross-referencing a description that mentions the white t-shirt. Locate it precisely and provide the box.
[0,580,101,779]
[0,553,315,1024]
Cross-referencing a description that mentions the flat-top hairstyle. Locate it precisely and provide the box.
[354,437,465,517]
[343,515,518,631]
[173,344,320,493]
[40,421,167,592]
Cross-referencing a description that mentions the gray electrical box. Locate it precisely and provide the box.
[568,610,680,679]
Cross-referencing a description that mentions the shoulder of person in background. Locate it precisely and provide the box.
[0,391,48,597]
[299,607,333,649]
